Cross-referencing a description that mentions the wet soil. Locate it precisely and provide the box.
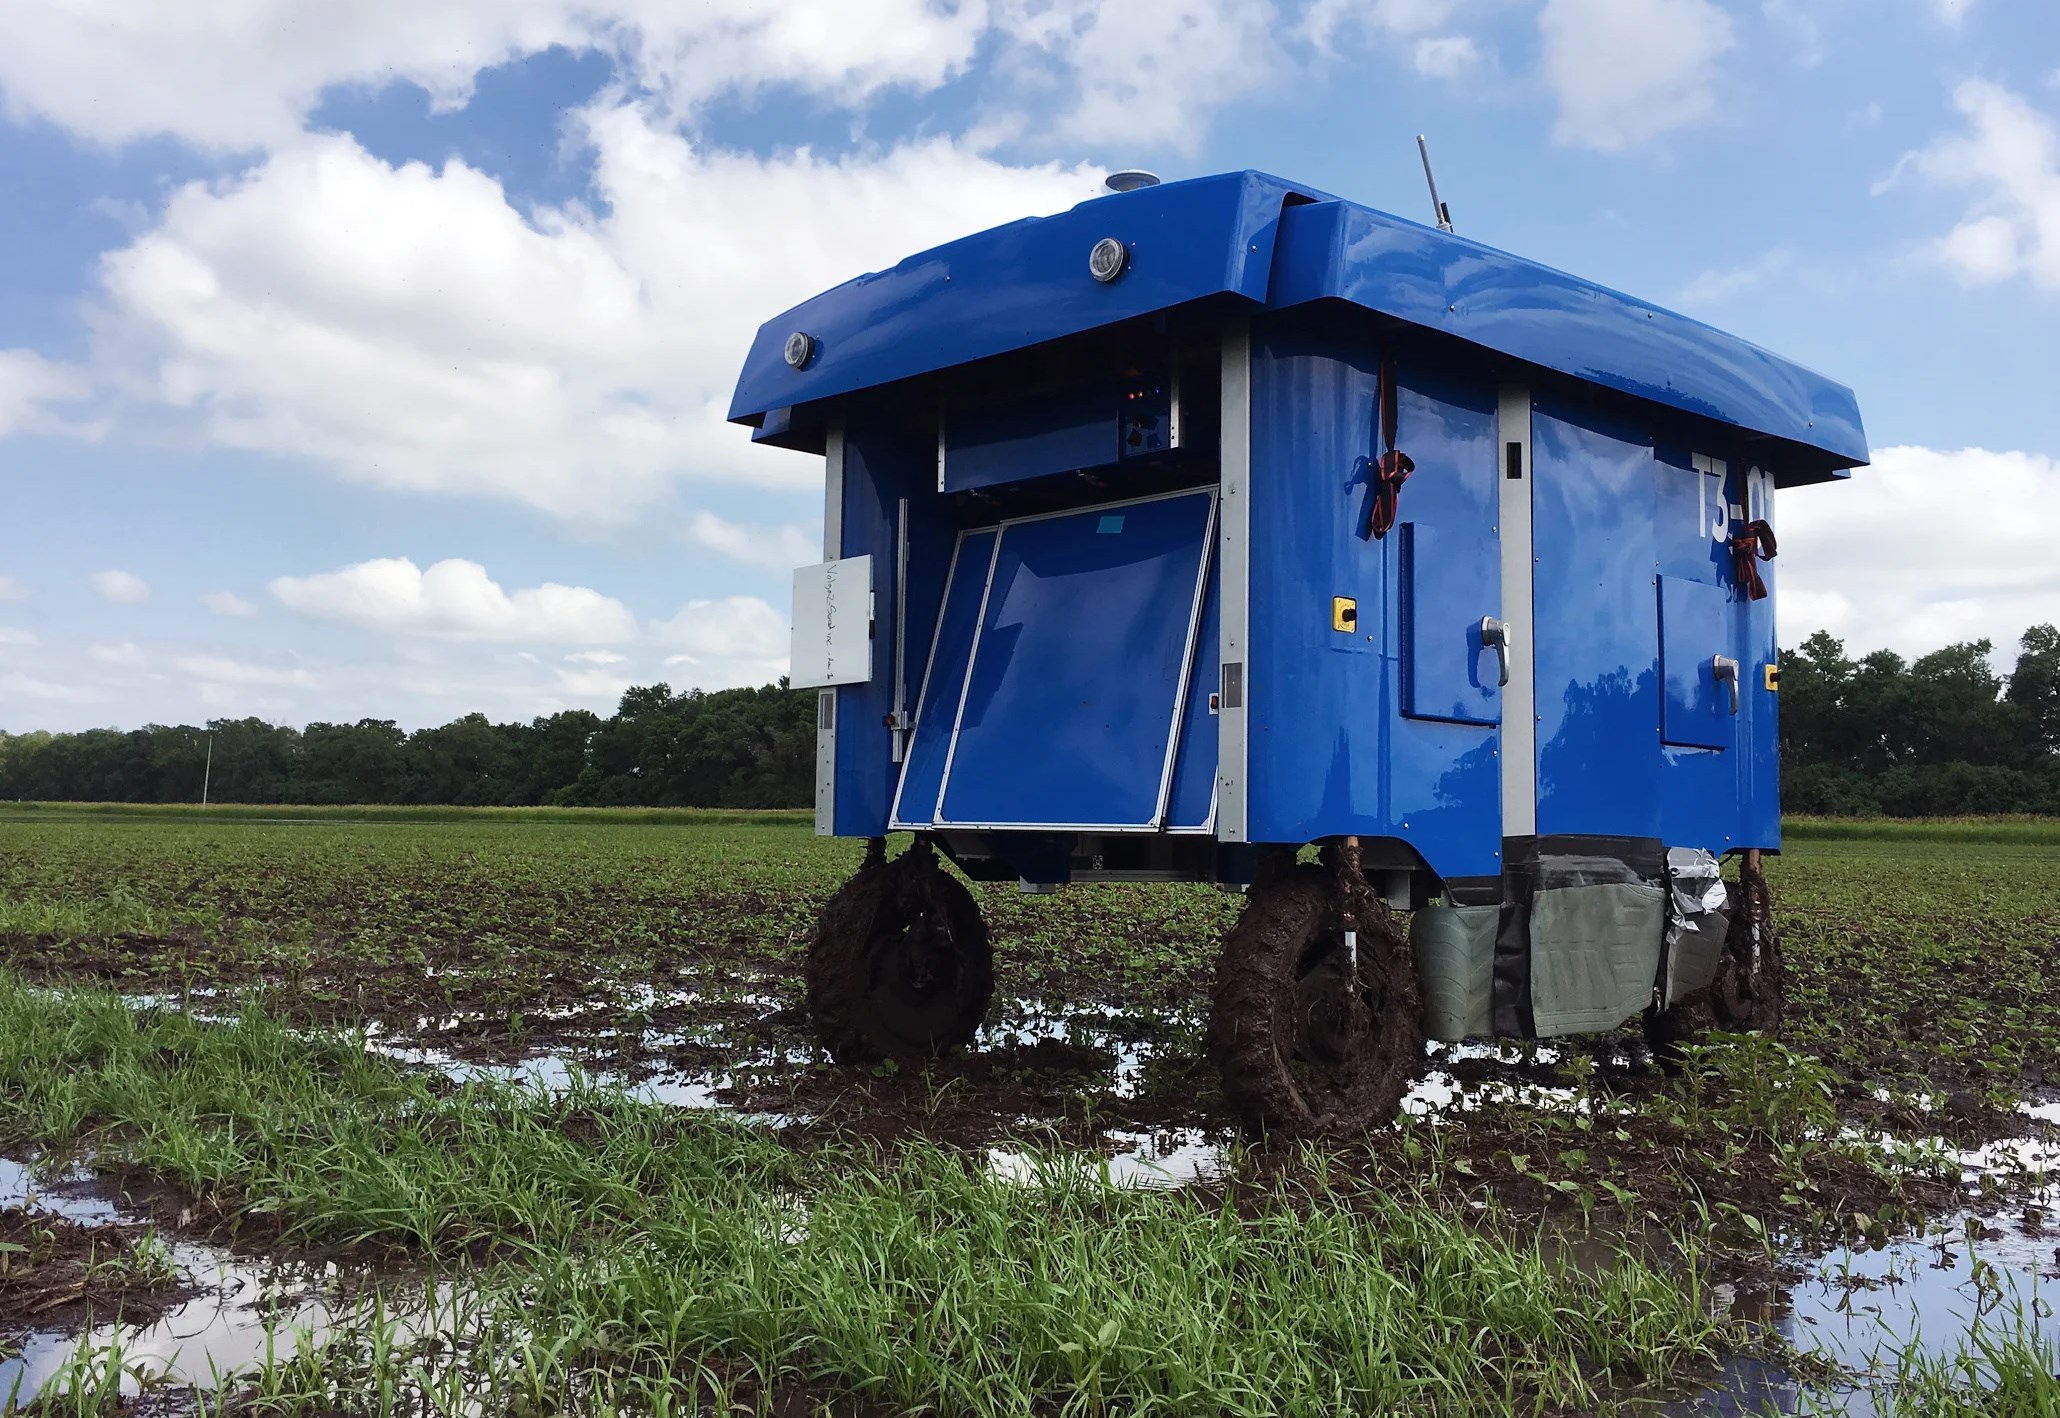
[0,1206,196,1341]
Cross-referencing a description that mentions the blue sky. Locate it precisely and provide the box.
[1,0,2056,732]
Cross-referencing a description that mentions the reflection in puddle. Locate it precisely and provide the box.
[1670,1210,2060,1416]
[0,1155,440,1412]
[988,1128,1227,1190]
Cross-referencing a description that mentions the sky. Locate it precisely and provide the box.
[0,0,2056,733]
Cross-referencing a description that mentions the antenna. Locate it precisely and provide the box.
[1416,135,1454,233]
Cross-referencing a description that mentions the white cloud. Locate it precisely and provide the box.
[0,627,38,647]
[554,665,634,699]
[1304,0,1461,45]
[0,348,85,437]
[1779,446,2060,661]
[90,570,151,604]
[0,672,112,706]
[654,595,788,686]
[1933,0,1976,24]
[176,654,316,688]
[994,0,1281,151]
[98,117,1097,522]
[201,590,260,617]
[87,642,147,668]
[0,1,989,151]
[0,575,28,603]
[269,558,639,645]
[1538,0,1733,151]
[684,510,819,572]
[1891,81,2060,291]
[1676,249,1794,306]
[0,0,1288,160]
[565,650,628,665]
[1412,36,1479,79]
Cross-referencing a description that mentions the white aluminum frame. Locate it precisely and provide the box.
[1215,320,1252,843]
[814,417,847,836]
[891,485,1220,835]
[1496,386,1537,839]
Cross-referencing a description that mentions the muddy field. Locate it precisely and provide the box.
[0,809,2056,1415]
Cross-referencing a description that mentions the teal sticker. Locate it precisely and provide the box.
[1097,514,1125,534]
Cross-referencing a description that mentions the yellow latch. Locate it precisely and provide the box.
[1332,597,1358,633]
[1764,663,1780,692]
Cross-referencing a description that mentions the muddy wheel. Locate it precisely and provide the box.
[1645,855,1785,1064]
[804,837,993,1064]
[1207,858,1424,1139]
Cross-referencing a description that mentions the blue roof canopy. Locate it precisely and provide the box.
[730,170,1866,477]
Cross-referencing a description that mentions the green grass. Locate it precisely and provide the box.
[0,975,1730,1416]
[1783,815,2060,846]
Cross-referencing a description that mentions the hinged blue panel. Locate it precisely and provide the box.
[889,529,996,830]
[1659,576,1736,751]
[934,489,1216,830]
[1399,510,1502,724]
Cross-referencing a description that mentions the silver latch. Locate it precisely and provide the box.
[1712,655,1741,714]
[1479,615,1510,688]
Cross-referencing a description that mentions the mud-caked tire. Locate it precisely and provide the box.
[804,839,994,1064]
[1207,861,1425,1139]
[1645,857,1785,1066]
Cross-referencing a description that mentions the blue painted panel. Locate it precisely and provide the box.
[1659,576,1736,751]
[1531,403,1663,841]
[1650,451,1784,854]
[1166,548,1220,829]
[731,172,1315,424]
[938,490,1214,829]
[942,374,1177,494]
[1265,200,1866,474]
[832,410,959,837]
[889,529,995,829]
[733,173,1867,479]
[1245,322,1502,880]
[1401,523,1501,725]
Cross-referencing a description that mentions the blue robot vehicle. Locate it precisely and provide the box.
[729,170,1865,1136]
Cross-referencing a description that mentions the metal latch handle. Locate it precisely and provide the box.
[1712,655,1740,715]
[1479,616,1510,689]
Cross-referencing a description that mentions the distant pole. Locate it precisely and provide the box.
[201,734,213,806]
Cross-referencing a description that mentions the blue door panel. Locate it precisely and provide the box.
[938,490,1215,829]
[1659,576,1735,750]
[1531,404,1663,841]
[1244,326,1503,881]
[890,529,996,828]
[1402,520,1500,725]
[1165,549,1221,829]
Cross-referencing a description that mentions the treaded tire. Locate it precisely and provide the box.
[1645,858,1785,1066]
[1207,862,1424,1139]
[804,841,993,1064]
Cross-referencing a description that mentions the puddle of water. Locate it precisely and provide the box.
[988,1127,1227,1191]
[1,1153,446,1412]
[1668,1209,2060,1416]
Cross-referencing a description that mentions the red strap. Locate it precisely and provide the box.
[1730,519,1778,601]
[1367,359,1415,541]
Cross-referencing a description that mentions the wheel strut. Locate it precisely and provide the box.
[1207,842,1425,1139]
[804,836,994,1064]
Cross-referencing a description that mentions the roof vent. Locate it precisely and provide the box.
[1104,170,1160,193]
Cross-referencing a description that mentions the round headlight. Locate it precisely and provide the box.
[1088,237,1128,283]
[784,331,816,369]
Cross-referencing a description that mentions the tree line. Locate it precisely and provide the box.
[0,683,816,810]
[3,625,2058,816]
